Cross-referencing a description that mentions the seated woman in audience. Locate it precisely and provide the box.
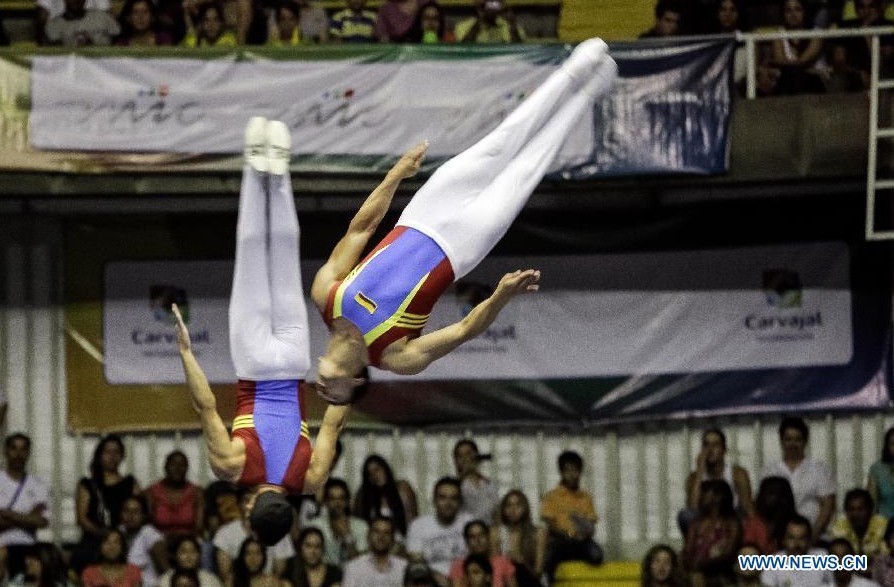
[265,1,302,46]
[406,1,453,43]
[116,0,173,45]
[490,490,545,587]
[147,451,203,538]
[74,434,142,573]
[181,2,237,46]
[872,519,894,587]
[770,0,828,94]
[353,455,418,539]
[742,476,796,555]
[232,538,290,587]
[7,543,68,587]
[641,544,687,587]
[869,427,894,519]
[288,528,341,587]
[81,529,142,587]
[682,480,741,587]
[158,536,223,587]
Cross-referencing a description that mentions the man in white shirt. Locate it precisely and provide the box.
[761,417,836,541]
[213,492,294,586]
[0,434,49,579]
[763,515,829,587]
[342,517,407,587]
[407,477,473,587]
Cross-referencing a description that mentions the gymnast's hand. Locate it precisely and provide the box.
[171,303,191,353]
[393,141,429,179]
[494,269,540,301]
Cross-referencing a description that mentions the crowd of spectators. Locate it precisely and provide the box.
[3,415,894,586]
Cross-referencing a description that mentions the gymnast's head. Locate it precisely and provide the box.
[246,487,294,546]
[316,356,368,405]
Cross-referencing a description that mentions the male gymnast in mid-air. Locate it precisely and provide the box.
[311,38,618,404]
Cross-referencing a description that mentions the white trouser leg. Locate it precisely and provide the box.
[399,51,617,278]
[266,172,311,378]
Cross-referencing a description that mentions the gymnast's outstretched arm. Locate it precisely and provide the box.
[303,403,351,494]
[310,141,429,310]
[380,269,540,375]
[173,303,244,482]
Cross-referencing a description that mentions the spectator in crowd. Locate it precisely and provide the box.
[829,538,881,587]
[120,495,167,587]
[769,0,828,94]
[831,489,888,562]
[266,1,303,45]
[713,0,749,32]
[540,450,602,583]
[146,451,202,538]
[74,434,141,573]
[406,1,453,43]
[157,536,223,587]
[407,477,474,587]
[405,561,437,587]
[232,537,290,587]
[353,454,418,539]
[762,515,827,587]
[641,544,687,587]
[330,0,377,42]
[0,434,50,581]
[682,480,742,587]
[871,519,894,587]
[762,417,835,542]
[639,0,683,38]
[181,2,238,47]
[869,427,894,519]
[342,517,408,587]
[288,527,342,587]
[375,0,418,42]
[453,440,500,524]
[213,491,293,587]
[449,520,517,587]
[463,553,494,587]
[204,482,242,543]
[36,0,110,44]
[44,0,121,45]
[153,0,186,42]
[307,478,368,567]
[679,428,754,535]
[455,0,523,43]
[733,544,763,587]
[173,569,202,587]
[295,439,344,532]
[490,490,545,587]
[834,0,894,86]
[115,0,173,44]
[6,543,67,587]
[293,0,329,42]
[742,476,797,555]
[81,528,142,587]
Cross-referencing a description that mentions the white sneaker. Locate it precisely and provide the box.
[562,38,609,84]
[266,120,291,176]
[244,116,268,173]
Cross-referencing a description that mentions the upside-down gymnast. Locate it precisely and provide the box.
[310,38,618,404]
[171,118,425,547]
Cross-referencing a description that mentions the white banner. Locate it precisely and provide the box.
[30,55,591,165]
[102,242,852,384]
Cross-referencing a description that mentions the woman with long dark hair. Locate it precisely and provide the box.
[742,476,796,555]
[406,1,454,43]
[288,528,340,587]
[8,543,67,587]
[232,537,290,587]
[682,480,741,587]
[869,427,894,518]
[115,0,173,45]
[81,529,142,587]
[641,544,687,587]
[352,455,417,536]
[157,536,223,587]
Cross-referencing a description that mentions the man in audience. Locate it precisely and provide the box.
[832,489,888,563]
[448,519,517,587]
[761,416,836,542]
[829,538,881,587]
[0,434,49,580]
[306,478,369,566]
[679,428,755,534]
[639,0,683,38]
[43,0,119,45]
[330,0,377,42]
[120,495,167,587]
[455,0,524,43]
[763,515,828,587]
[342,517,407,587]
[407,477,474,587]
[454,439,500,524]
[540,450,603,582]
[213,490,294,586]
